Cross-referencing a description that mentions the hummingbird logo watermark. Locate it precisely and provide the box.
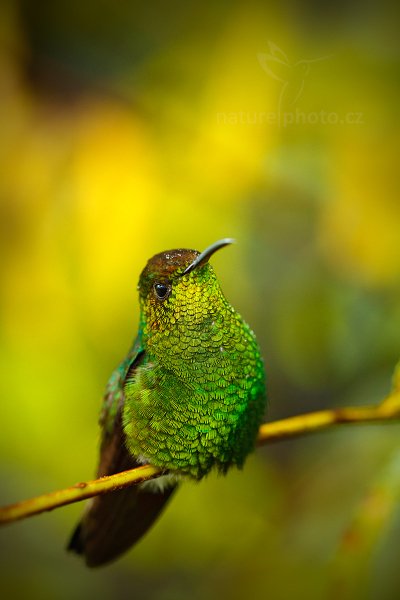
[216,42,364,128]
[257,41,331,117]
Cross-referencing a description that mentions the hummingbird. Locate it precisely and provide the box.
[68,239,266,567]
[257,41,331,111]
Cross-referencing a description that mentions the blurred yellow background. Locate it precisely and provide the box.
[0,1,399,599]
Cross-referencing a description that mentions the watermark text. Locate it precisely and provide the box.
[216,109,364,127]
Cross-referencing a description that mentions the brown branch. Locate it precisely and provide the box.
[1,386,399,526]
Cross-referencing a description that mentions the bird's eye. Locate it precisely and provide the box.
[154,282,170,300]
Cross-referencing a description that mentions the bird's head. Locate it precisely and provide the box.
[137,239,234,337]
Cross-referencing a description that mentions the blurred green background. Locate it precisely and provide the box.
[0,1,399,599]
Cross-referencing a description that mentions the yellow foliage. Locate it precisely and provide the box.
[320,134,400,286]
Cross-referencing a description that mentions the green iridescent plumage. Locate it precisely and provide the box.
[123,252,265,478]
[68,239,266,566]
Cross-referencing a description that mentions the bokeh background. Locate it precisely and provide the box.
[0,1,399,599]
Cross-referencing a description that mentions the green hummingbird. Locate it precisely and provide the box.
[68,239,266,566]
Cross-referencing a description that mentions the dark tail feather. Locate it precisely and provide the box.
[67,405,176,566]
[68,482,177,567]
[68,521,85,555]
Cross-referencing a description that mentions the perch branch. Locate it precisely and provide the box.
[1,385,399,526]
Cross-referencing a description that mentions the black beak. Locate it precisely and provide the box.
[182,238,235,275]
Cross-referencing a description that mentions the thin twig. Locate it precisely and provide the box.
[1,387,399,526]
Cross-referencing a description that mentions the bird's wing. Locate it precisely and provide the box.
[268,41,290,63]
[68,337,177,567]
[257,52,291,83]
